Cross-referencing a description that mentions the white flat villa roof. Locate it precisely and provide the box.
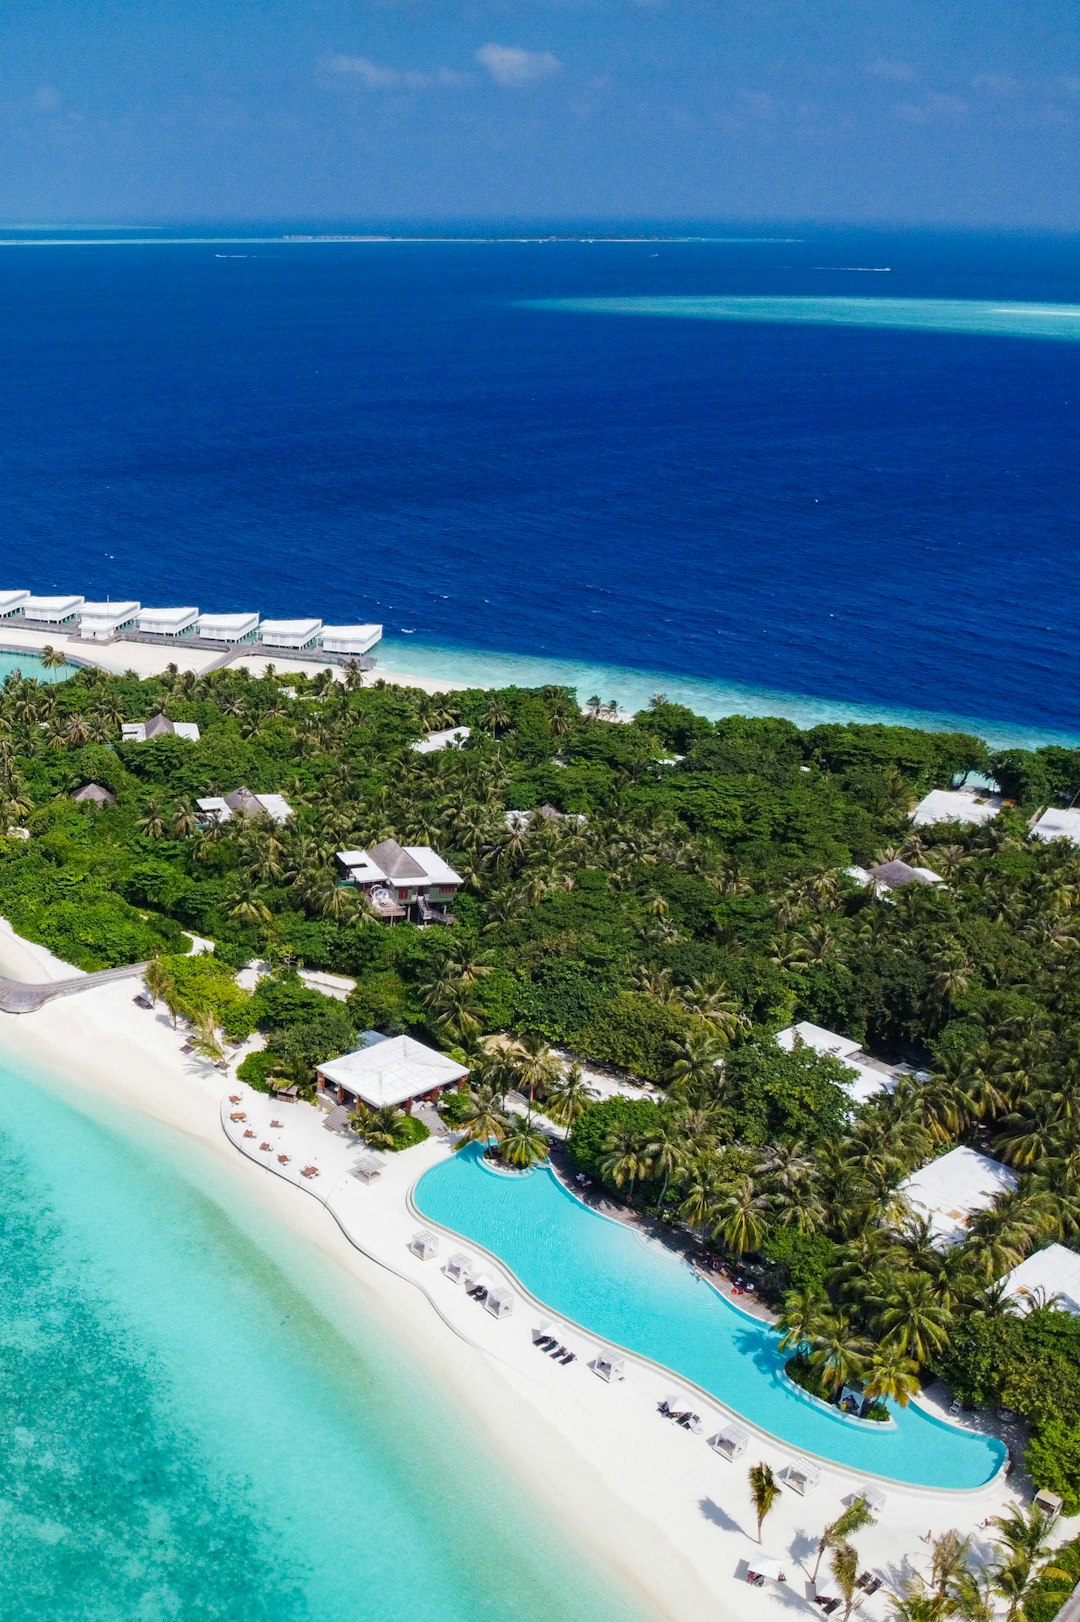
[80,599,141,624]
[411,726,471,754]
[260,617,323,648]
[0,590,30,615]
[197,611,260,640]
[319,1035,469,1109]
[320,623,382,655]
[337,850,388,884]
[911,788,1003,828]
[899,1147,1018,1246]
[776,1022,862,1060]
[22,594,85,620]
[1031,807,1080,847]
[1000,1244,1080,1315]
[138,606,200,633]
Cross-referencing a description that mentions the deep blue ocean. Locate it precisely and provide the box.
[1,225,1079,738]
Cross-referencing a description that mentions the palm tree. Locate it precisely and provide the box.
[39,644,66,670]
[453,1084,509,1150]
[544,1064,598,1129]
[500,1112,549,1169]
[873,1274,952,1364]
[811,1495,876,1583]
[862,1345,921,1408]
[227,888,273,926]
[188,1009,227,1068]
[807,1312,869,1397]
[479,696,511,735]
[778,1286,831,1356]
[136,799,167,839]
[715,1176,769,1257]
[747,1461,780,1543]
[342,660,366,690]
[351,1105,402,1151]
[667,1029,726,1102]
[142,958,174,1009]
[599,1129,653,1202]
[831,1541,859,1621]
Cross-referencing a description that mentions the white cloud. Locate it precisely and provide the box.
[318,54,471,90]
[476,43,561,88]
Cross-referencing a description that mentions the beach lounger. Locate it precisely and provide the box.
[278,1154,290,1164]
[560,1351,575,1364]
[259,1142,271,1151]
[270,1119,283,1128]
[536,1335,555,1350]
[550,1344,567,1358]
[243,1129,255,1138]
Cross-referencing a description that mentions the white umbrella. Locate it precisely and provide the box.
[748,1557,787,1583]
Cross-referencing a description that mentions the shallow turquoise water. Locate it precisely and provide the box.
[416,1148,1006,1491]
[0,650,78,684]
[0,1058,644,1621]
[377,635,1080,751]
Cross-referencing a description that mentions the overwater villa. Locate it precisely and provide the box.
[19,593,85,627]
[774,1021,899,1105]
[121,712,200,744]
[897,1146,1018,1247]
[0,590,30,617]
[317,1031,469,1114]
[910,786,1003,828]
[998,1243,1080,1315]
[78,601,142,641]
[259,617,323,650]
[137,606,200,638]
[336,839,463,922]
[195,610,261,644]
[196,787,293,825]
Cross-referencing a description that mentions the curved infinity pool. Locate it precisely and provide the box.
[415,1148,1006,1490]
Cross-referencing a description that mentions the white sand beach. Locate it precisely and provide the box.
[0,947,1052,1622]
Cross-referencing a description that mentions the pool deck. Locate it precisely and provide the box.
[220,1085,1053,1617]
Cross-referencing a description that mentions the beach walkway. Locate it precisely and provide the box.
[0,961,147,1014]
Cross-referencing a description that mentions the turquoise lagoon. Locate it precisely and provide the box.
[0,1057,646,1622]
[0,650,79,684]
[416,1148,1006,1492]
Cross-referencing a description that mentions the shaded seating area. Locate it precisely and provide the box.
[592,1352,625,1383]
[781,1457,821,1495]
[484,1283,514,1319]
[746,1556,787,1587]
[445,1251,476,1285]
[408,1229,439,1261]
[708,1424,749,1461]
[352,1153,384,1184]
[531,1321,576,1364]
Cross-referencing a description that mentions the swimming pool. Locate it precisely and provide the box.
[415,1147,1006,1490]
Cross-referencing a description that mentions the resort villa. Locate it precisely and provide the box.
[998,1243,1080,1315]
[1030,807,1080,846]
[196,787,294,825]
[72,783,116,806]
[897,1146,1018,1246]
[911,786,1004,828]
[19,594,85,627]
[846,860,945,899]
[121,713,201,744]
[317,1031,469,1114]
[0,590,30,618]
[260,618,323,651]
[336,839,464,922]
[137,606,200,639]
[411,726,471,754]
[774,1021,899,1105]
[78,601,142,641]
[319,624,382,657]
[195,611,261,644]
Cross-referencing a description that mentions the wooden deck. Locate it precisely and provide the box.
[0,961,147,1014]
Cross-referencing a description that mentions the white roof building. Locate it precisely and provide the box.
[78,601,141,641]
[899,1146,1019,1246]
[318,1034,469,1110]
[320,624,382,656]
[411,726,471,754]
[1031,808,1080,847]
[138,606,200,637]
[911,787,1003,828]
[196,787,293,825]
[122,713,200,744]
[22,594,85,624]
[337,841,463,891]
[999,1243,1080,1316]
[196,611,261,643]
[0,590,30,617]
[775,1023,894,1106]
[260,617,323,650]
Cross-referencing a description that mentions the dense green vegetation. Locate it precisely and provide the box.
[4,659,1080,1531]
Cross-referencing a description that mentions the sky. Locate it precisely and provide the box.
[0,1,1078,226]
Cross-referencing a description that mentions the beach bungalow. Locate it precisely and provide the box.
[411,725,471,754]
[316,1032,469,1115]
[137,606,200,639]
[898,1146,1018,1247]
[122,713,201,744]
[72,782,116,807]
[260,617,323,651]
[319,624,382,657]
[0,590,30,618]
[774,1022,897,1106]
[1030,807,1080,847]
[21,594,84,627]
[335,839,464,923]
[195,611,261,644]
[78,601,141,641]
[911,786,1003,828]
[998,1243,1080,1315]
[196,787,293,825]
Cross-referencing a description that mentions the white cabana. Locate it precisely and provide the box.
[999,1242,1080,1315]
[709,1424,749,1460]
[781,1458,821,1495]
[352,1153,384,1183]
[899,1146,1019,1247]
[260,617,323,650]
[747,1557,788,1583]
[593,1352,626,1382]
[411,726,471,754]
[320,624,382,656]
[855,1485,886,1514]
[1031,807,1080,847]
[775,1021,861,1060]
[485,1284,515,1319]
[0,590,29,617]
[137,606,199,637]
[532,1321,561,1345]
[911,787,1003,828]
[21,593,84,625]
[408,1229,439,1261]
[196,611,261,643]
[78,600,141,640]
[1034,1488,1063,1523]
[445,1251,475,1285]
[318,1034,468,1111]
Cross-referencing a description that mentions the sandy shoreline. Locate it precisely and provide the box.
[0,944,1047,1620]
